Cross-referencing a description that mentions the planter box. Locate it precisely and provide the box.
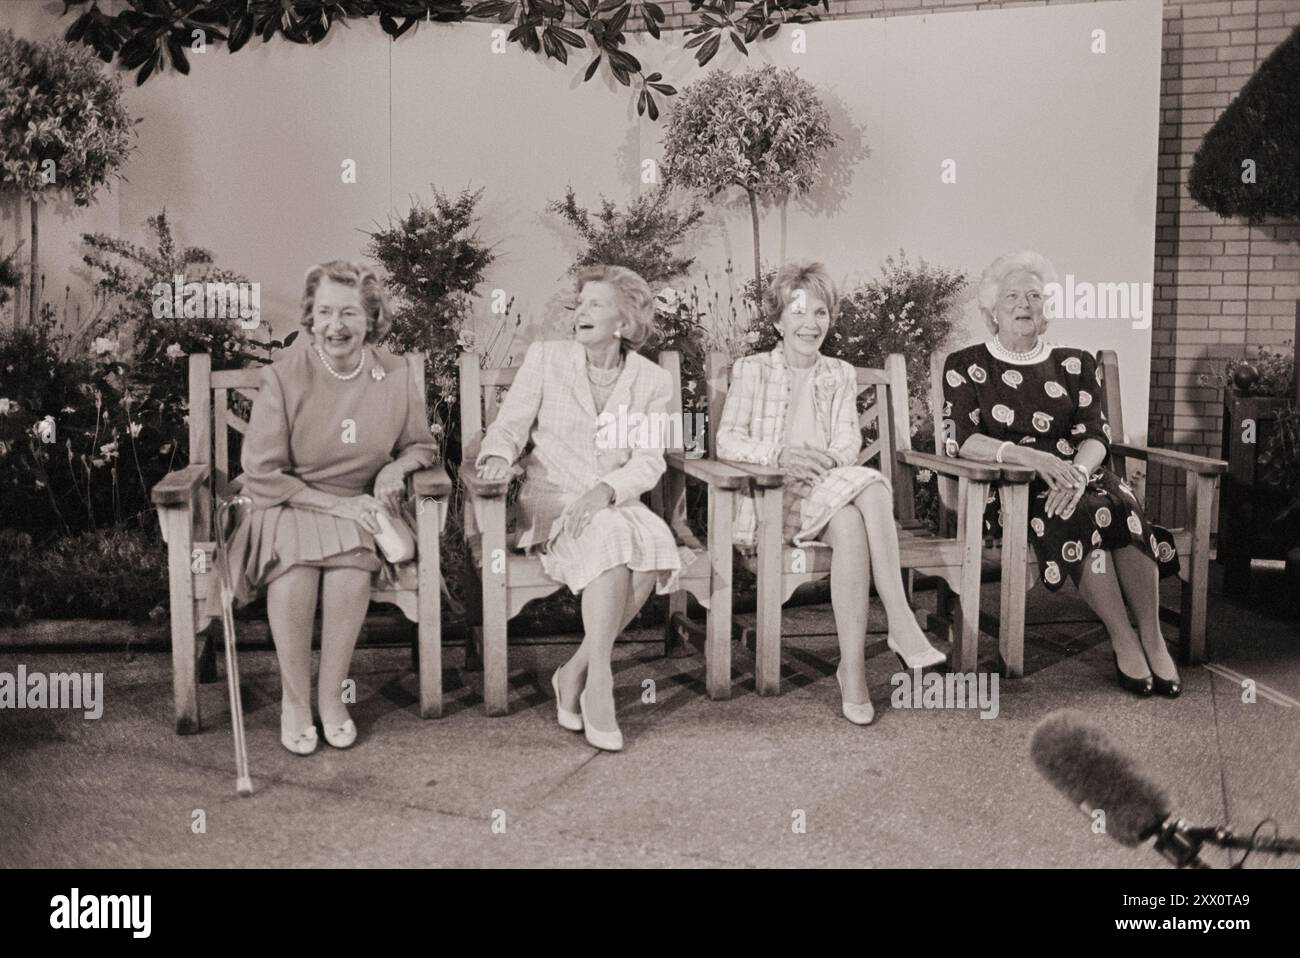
[1219,395,1299,596]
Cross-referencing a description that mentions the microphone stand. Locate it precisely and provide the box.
[1154,817,1300,868]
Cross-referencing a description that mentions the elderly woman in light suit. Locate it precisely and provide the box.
[215,261,436,755]
[475,265,685,751]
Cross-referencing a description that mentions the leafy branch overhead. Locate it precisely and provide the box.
[58,0,828,119]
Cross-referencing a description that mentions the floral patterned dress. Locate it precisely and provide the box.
[941,340,1179,591]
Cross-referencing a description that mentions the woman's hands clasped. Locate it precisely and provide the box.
[779,446,837,482]
[1033,451,1086,519]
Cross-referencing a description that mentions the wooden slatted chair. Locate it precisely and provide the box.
[150,352,452,734]
[698,351,1033,692]
[927,349,1227,666]
[456,347,752,715]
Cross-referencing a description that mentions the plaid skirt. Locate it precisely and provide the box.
[785,465,892,548]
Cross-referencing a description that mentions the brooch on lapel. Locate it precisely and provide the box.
[371,366,386,382]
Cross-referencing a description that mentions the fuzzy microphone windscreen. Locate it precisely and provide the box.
[1030,710,1172,847]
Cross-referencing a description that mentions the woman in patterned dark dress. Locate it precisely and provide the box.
[941,251,1182,697]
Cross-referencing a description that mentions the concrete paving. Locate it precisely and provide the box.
[1,570,1296,868]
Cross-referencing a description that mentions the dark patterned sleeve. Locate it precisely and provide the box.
[940,350,983,456]
[1069,350,1112,451]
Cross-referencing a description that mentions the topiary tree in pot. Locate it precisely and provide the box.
[660,64,839,301]
[0,29,137,328]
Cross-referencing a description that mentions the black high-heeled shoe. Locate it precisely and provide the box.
[1113,653,1153,697]
[1151,669,1183,698]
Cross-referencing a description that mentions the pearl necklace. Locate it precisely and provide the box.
[586,358,623,386]
[985,337,1048,365]
[315,344,366,380]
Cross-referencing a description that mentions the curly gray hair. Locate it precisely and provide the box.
[977,250,1059,333]
[300,260,392,343]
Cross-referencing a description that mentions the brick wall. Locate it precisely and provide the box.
[636,0,1300,527]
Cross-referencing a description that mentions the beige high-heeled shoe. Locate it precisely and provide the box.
[835,668,875,726]
[551,668,584,732]
[578,689,623,752]
[886,630,947,671]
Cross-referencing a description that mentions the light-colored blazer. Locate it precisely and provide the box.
[715,346,862,546]
[475,339,673,550]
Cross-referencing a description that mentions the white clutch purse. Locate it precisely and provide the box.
[373,507,416,563]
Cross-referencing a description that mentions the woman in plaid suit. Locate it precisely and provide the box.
[476,265,687,751]
[716,262,945,725]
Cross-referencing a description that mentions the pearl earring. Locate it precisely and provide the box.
[614,330,621,339]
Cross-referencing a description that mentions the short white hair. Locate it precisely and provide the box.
[977,250,1059,314]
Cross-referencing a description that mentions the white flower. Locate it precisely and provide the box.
[457,330,477,350]
[745,330,760,344]
[100,441,119,458]
[165,343,185,361]
[370,366,386,382]
[917,468,933,483]
[129,422,142,438]
[0,398,13,416]
[91,336,118,358]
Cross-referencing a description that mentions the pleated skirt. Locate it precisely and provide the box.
[533,502,694,596]
[206,504,394,617]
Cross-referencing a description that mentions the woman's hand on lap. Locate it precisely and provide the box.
[373,462,406,513]
[477,456,511,481]
[336,494,385,535]
[779,447,835,482]
[1032,449,1082,494]
[563,483,614,540]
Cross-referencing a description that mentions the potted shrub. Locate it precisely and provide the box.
[1204,346,1300,594]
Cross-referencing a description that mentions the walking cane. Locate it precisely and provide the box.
[214,494,254,797]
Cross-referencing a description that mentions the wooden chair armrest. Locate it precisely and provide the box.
[716,458,785,489]
[151,463,211,506]
[1110,442,1228,476]
[896,449,1017,482]
[459,466,510,499]
[408,465,452,498]
[664,453,752,491]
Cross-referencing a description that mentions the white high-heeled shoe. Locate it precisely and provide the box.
[281,719,319,756]
[835,668,875,726]
[578,689,623,752]
[322,718,357,749]
[551,668,584,732]
[886,631,947,671]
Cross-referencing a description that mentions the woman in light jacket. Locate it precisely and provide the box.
[716,261,945,726]
[475,264,687,751]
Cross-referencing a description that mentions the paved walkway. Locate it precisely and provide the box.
[1,571,1296,868]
